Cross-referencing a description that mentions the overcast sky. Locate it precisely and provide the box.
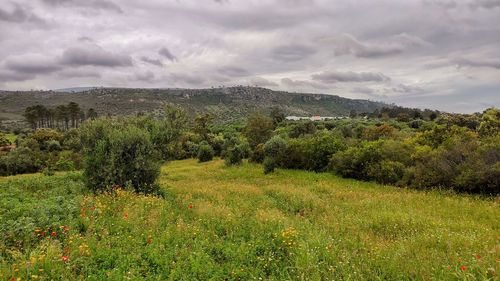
[0,0,499,113]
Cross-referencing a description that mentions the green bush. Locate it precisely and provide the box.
[0,147,40,176]
[225,145,244,166]
[55,156,76,171]
[46,140,62,152]
[80,119,161,194]
[250,143,265,163]
[263,157,277,174]
[197,144,214,162]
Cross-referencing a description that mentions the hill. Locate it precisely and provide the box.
[0,86,387,123]
[0,159,497,279]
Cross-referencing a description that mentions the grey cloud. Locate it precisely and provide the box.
[40,0,123,13]
[352,86,375,94]
[170,73,204,86]
[325,34,404,58]
[0,70,36,82]
[60,46,133,67]
[158,47,177,62]
[140,56,164,67]
[469,0,500,9]
[454,57,500,69]
[281,78,329,90]
[218,66,249,77]
[311,71,391,83]
[57,69,101,78]
[135,71,155,82]
[5,55,61,74]
[0,4,46,24]
[272,45,316,62]
[249,77,278,87]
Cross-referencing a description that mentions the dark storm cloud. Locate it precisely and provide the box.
[158,47,177,62]
[271,45,316,62]
[60,46,133,67]
[140,56,164,67]
[311,71,391,83]
[40,0,123,13]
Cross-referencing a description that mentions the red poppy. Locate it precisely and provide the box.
[10,277,15,281]
[123,212,129,219]
[476,254,481,259]
[147,237,152,244]
[188,204,193,209]
[61,256,69,262]
[460,265,466,271]
[51,231,57,237]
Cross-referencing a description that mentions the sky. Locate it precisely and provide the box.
[0,0,499,113]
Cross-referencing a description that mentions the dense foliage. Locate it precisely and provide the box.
[2,105,499,195]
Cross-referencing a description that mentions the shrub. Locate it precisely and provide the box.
[250,143,265,163]
[80,119,161,194]
[55,157,76,171]
[283,131,345,171]
[46,140,62,152]
[225,145,244,166]
[263,157,277,174]
[245,113,274,148]
[0,147,40,176]
[0,132,11,147]
[197,144,214,162]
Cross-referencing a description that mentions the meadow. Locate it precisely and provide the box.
[1,159,498,280]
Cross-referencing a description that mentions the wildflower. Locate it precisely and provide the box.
[61,256,69,263]
[188,204,193,209]
[147,236,153,245]
[460,265,466,271]
[51,231,57,237]
[476,254,481,260]
[123,212,128,219]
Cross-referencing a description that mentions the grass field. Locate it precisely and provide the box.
[0,159,498,280]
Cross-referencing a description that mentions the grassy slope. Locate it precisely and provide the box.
[1,160,498,280]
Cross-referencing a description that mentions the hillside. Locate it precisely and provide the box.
[1,159,498,280]
[0,86,387,123]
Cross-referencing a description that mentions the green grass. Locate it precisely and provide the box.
[1,159,498,280]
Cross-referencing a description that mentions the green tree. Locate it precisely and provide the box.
[270,107,285,127]
[244,113,274,148]
[80,118,161,194]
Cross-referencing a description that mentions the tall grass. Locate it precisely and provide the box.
[1,159,498,280]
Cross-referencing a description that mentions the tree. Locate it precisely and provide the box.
[244,113,274,148]
[67,102,82,128]
[80,118,161,194]
[270,107,285,127]
[349,109,358,118]
[197,143,214,162]
[194,113,213,141]
[478,107,500,137]
[86,108,98,120]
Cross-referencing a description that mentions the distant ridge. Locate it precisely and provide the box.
[53,87,100,93]
[0,86,389,122]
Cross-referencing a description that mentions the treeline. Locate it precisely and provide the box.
[24,102,97,130]
[351,106,440,121]
[2,104,498,195]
